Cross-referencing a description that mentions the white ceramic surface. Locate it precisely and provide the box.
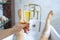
[29,19,41,32]
[50,25,60,40]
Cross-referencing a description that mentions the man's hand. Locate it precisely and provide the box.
[19,20,29,33]
[13,21,29,33]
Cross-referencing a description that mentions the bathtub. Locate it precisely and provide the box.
[50,18,60,40]
[2,20,45,40]
[2,19,60,40]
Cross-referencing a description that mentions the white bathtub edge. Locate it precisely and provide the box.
[50,25,60,38]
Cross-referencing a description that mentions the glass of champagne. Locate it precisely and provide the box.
[23,5,31,33]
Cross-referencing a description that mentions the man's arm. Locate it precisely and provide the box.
[0,23,27,40]
[0,27,16,39]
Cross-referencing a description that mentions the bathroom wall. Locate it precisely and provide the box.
[14,0,20,24]
[15,0,60,24]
